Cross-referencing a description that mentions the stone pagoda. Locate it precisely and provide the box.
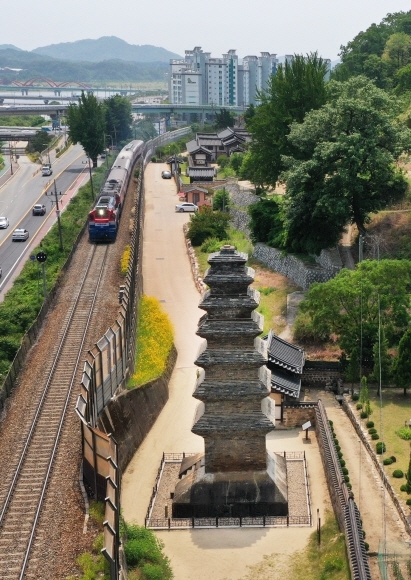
[172,246,288,518]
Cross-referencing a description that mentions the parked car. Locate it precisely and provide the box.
[161,170,172,179]
[175,203,198,213]
[32,204,46,216]
[0,216,9,229]
[12,228,29,241]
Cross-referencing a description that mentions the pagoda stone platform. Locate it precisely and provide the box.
[172,246,288,518]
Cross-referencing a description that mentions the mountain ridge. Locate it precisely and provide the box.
[32,36,181,63]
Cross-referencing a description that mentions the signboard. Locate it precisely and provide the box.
[302,421,311,431]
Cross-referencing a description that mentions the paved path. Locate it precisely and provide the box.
[121,163,332,580]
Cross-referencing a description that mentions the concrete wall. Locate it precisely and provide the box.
[97,345,177,472]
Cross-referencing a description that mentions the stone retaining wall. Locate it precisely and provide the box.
[283,404,317,428]
[97,345,178,472]
[302,368,342,387]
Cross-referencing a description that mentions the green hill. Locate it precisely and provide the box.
[32,36,181,63]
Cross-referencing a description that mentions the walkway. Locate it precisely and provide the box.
[121,163,331,580]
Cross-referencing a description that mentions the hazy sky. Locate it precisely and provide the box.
[5,0,411,60]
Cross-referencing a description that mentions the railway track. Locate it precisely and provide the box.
[0,244,109,580]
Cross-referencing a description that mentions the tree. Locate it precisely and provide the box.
[212,189,230,212]
[247,197,285,247]
[26,130,51,154]
[282,76,411,254]
[405,450,411,493]
[298,259,411,366]
[382,32,411,71]
[359,376,369,406]
[244,104,256,127]
[345,348,360,392]
[229,152,244,173]
[133,119,157,141]
[214,108,235,130]
[245,52,328,188]
[186,206,230,246]
[104,94,132,143]
[393,328,411,395]
[370,328,392,392]
[67,91,105,166]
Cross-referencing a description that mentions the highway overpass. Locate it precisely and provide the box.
[0,104,68,117]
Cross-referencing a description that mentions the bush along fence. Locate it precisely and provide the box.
[315,400,371,580]
[342,396,411,537]
[76,128,191,580]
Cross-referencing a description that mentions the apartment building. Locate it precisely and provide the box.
[169,47,274,107]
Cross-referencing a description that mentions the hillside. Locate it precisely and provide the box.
[0,48,168,83]
[32,36,181,63]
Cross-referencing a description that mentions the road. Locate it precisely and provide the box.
[0,144,93,298]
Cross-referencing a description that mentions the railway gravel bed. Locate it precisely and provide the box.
[0,175,139,579]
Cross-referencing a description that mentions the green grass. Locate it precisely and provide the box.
[354,389,411,496]
[179,162,190,184]
[288,510,350,580]
[128,296,174,388]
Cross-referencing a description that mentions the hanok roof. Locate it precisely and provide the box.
[186,140,213,155]
[187,167,215,178]
[271,368,301,399]
[182,186,209,193]
[266,329,305,374]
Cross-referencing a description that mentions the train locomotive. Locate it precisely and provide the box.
[88,140,144,242]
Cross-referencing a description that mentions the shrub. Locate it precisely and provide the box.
[371,433,380,440]
[393,470,404,478]
[376,442,386,454]
[120,245,131,275]
[216,155,229,168]
[407,499,411,506]
[338,451,343,459]
[329,420,333,427]
[400,484,408,492]
[366,421,374,428]
[333,438,339,446]
[340,459,346,467]
[396,427,411,441]
[342,467,349,475]
[186,206,230,246]
[391,456,397,463]
[356,403,363,410]
[364,542,369,551]
[128,296,174,388]
[344,475,350,483]
[347,482,352,490]
[360,411,368,419]
[383,458,393,465]
[134,168,140,179]
[352,393,360,401]
[335,445,341,452]
[368,428,377,434]
[200,237,228,253]
[151,156,157,162]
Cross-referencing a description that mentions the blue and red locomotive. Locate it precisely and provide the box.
[88,140,144,242]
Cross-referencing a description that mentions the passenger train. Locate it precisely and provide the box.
[88,140,144,242]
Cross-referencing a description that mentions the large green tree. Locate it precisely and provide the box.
[282,76,411,254]
[245,53,328,188]
[214,108,235,129]
[67,91,105,166]
[104,94,132,144]
[297,259,411,366]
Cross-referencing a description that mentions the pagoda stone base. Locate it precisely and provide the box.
[172,452,288,518]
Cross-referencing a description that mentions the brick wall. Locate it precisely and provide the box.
[283,405,317,428]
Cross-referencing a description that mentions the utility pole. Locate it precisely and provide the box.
[50,180,64,251]
[9,141,13,175]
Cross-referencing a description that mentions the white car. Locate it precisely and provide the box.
[12,228,29,241]
[175,203,199,213]
[0,216,9,229]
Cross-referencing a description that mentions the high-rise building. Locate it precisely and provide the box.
[169,48,278,107]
